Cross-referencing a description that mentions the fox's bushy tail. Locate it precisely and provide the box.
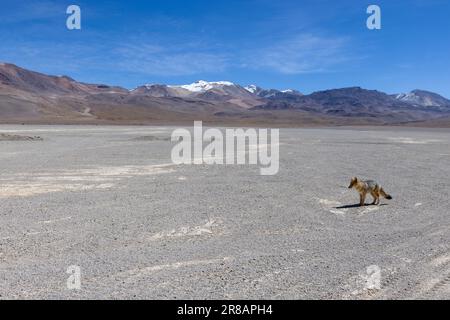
[380,188,392,200]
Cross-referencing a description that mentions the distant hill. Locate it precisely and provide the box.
[395,89,450,110]
[253,87,450,122]
[1,62,450,126]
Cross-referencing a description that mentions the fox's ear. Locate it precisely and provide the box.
[353,177,358,182]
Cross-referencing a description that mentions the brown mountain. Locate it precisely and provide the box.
[0,63,249,124]
[253,87,450,123]
[1,63,450,126]
[0,62,127,96]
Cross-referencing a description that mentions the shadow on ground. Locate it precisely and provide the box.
[335,203,388,209]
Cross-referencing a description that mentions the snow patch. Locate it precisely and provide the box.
[146,219,221,241]
[38,216,72,225]
[318,198,348,215]
[430,253,450,267]
[0,164,175,198]
[0,183,115,198]
[359,206,380,215]
[117,257,233,280]
[169,80,235,93]
[388,137,441,144]
[244,85,258,94]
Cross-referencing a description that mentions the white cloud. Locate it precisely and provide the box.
[113,43,230,76]
[246,34,350,74]
[0,1,62,24]
[112,34,351,77]
[0,28,352,79]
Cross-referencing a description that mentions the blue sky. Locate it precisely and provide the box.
[0,0,449,96]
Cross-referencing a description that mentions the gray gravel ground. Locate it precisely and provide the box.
[0,125,449,300]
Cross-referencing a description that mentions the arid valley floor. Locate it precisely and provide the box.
[0,125,449,299]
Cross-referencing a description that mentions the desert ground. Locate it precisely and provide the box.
[0,125,449,299]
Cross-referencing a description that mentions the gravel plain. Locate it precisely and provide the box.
[0,125,449,300]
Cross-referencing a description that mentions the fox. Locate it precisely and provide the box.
[348,177,392,206]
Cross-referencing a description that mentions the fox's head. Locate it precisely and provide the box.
[348,177,358,189]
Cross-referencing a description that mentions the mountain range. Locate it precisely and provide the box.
[1,62,450,126]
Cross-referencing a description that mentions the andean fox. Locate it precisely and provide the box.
[348,177,392,206]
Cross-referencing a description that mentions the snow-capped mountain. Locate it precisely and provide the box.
[131,80,262,108]
[134,81,246,96]
[170,80,236,93]
[244,85,303,99]
[130,84,177,97]
[244,84,260,94]
[395,90,450,109]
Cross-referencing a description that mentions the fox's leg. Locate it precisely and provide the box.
[370,192,377,205]
[376,188,382,205]
[360,193,366,206]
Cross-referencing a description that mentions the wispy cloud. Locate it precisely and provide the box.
[0,33,353,80]
[0,1,62,24]
[245,34,350,74]
[0,2,356,78]
[0,33,230,78]
[113,43,230,76]
[112,34,352,77]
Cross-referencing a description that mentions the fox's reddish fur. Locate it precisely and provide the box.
[348,177,392,206]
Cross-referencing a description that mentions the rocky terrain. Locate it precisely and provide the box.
[0,125,448,299]
[0,133,43,141]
